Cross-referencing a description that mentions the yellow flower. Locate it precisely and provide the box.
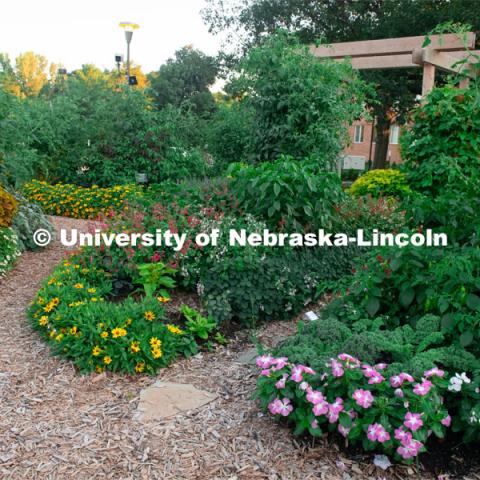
[73,283,84,289]
[91,297,98,302]
[39,316,49,327]
[151,347,162,359]
[95,366,104,374]
[49,330,57,338]
[167,324,183,335]
[111,327,127,338]
[130,341,140,353]
[37,297,45,305]
[135,362,145,373]
[51,297,60,306]
[144,311,155,321]
[43,303,54,313]
[55,334,63,342]
[125,318,132,326]
[100,331,109,339]
[69,326,78,335]
[87,288,97,294]
[103,356,112,365]
[157,296,170,303]
[149,337,162,348]
[92,346,102,356]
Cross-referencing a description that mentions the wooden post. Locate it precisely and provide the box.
[422,63,435,96]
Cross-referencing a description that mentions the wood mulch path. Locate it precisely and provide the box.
[0,216,439,479]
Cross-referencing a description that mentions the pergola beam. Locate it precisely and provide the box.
[310,32,476,59]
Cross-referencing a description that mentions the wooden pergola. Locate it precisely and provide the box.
[310,33,478,95]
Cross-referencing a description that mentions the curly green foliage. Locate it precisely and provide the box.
[348,169,411,198]
[0,227,20,277]
[401,86,480,197]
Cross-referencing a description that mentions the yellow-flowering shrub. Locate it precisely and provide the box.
[348,169,411,198]
[28,256,200,374]
[0,187,18,227]
[23,180,139,219]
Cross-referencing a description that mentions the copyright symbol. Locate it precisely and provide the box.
[33,229,52,247]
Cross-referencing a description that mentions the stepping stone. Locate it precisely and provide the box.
[134,381,217,421]
[235,348,258,365]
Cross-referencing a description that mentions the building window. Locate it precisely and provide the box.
[389,125,400,144]
[354,125,364,143]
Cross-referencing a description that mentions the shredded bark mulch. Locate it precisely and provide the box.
[0,216,477,479]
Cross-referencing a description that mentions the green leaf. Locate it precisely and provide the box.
[366,297,380,317]
[273,183,281,196]
[460,330,474,347]
[399,287,415,308]
[466,293,480,311]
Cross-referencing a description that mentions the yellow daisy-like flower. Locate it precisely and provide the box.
[130,341,140,353]
[167,324,184,335]
[63,261,71,267]
[151,347,162,359]
[135,362,145,373]
[73,283,84,289]
[37,297,45,305]
[69,326,78,335]
[51,297,60,306]
[92,346,102,356]
[39,316,49,327]
[95,366,104,374]
[49,330,57,339]
[87,288,97,294]
[55,334,63,342]
[100,331,109,339]
[149,337,162,348]
[144,311,155,321]
[43,303,54,313]
[125,318,132,326]
[111,327,127,338]
[91,297,98,302]
[157,296,170,303]
[103,356,112,365]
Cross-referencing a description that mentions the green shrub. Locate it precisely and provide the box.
[11,194,55,251]
[0,187,18,227]
[401,86,480,197]
[348,169,410,198]
[229,156,345,231]
[0,227,20,276]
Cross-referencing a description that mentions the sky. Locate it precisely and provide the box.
[0,0,225,74]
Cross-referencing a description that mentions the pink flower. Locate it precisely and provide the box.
[327,411,339,423]
[441,414,451,427]
[352,389,374,408]
[329,397,344,415]
[367,423,390,443]
[311,420,319,429]
[413,379,432,396]
[394,427,412,446]
[299,381,310,391]
[394,388,404,398]
[375,363,388,370]
[397,439,423,459]
[424,367,445,378]
[347,409,357,419]
[404,412,423,432]
[400,372,414,383]
[390,375,403,388]
[260,369,270,376]
[306,389,325,405]
[368,372,385,385]
[256,355,275,369]
[275,374,288,389]
[331,359,344,378]
[268,398,293,416]
[338,353,360,367]
[338,424,351,437]
[377,428,391,443]
[362,365,377,378]
[290,365,304,383]
[271,357,289,370]
[300,365,316,375]
[312,401,329,416]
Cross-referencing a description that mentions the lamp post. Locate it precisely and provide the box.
[119,22,139,85]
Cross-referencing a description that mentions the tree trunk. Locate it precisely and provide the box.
[372,115,390,169]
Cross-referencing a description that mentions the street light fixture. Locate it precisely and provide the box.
[119,22,139,85]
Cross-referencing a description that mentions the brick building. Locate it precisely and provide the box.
[343,119,402,167]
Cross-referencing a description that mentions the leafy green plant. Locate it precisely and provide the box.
[135,262,176,298]
[180,305,217,340]
[229,156,345,231]
[348,169,411,198]
[0,227,20,276]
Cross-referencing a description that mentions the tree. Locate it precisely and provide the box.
[202,0,480,168]
[148,46,218,116]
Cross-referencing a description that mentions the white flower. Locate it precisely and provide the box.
[458,372,471,384]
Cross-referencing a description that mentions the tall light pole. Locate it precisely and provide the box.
[119,22,139,85]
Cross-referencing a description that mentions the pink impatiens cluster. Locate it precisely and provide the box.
[257,353,451,463]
